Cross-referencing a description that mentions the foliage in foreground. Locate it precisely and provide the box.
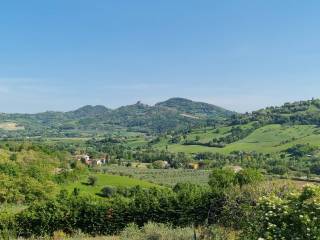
[13,184,214,237]
[2,165,320,239]
[119,222,238,240]
[1,223,237,240]
[244,185,320,240]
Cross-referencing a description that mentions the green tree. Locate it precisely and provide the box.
[310,163,320,175]
[235,169,263,188]
[100,186,115,198]
[208,168,235,192]
[73,188,80,196]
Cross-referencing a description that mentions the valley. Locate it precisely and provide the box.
[2,98,320,239]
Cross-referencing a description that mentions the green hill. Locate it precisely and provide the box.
[230,99,320,125]
[155,124,320,154]
[156,97,234,118]
[66,105,111,118]
[151,99,320,154]
[0,98,233,137]
[2,98,320,143]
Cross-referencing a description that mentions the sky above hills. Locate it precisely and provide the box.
[1,0,320,113]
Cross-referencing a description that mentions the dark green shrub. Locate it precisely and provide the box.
[100,186,115,198]
[87,176,97,186]
[209,168,235,192]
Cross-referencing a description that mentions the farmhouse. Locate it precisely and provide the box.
[92,158,107,166]
[82,155,91,165]
[77,154,107,166]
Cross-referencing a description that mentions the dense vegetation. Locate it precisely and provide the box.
[230,98,320,126]
[2,164,317,240]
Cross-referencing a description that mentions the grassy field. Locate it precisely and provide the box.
[125,136,148,147]
[185,126,232,143]
[101,166,210,186]
[156,124,320,154]
[64,173,160,196]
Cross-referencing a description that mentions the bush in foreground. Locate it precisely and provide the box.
[243,185,320,239]
[119,222,195,240]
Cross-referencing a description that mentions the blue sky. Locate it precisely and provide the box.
[1,0,320,113]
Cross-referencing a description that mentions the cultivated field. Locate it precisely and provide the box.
[100,165,210,186]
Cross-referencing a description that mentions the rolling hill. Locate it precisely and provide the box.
[0,98,233,137]
[151,99,320,154]
[154,124,320,154]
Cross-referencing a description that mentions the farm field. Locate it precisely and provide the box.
[101,165,210,186]
[64,173,160,196]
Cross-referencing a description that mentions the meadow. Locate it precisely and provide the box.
[154,124,320,154]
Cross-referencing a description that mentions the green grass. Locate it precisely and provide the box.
[185,126,232,143]
[125,136,148,147]
[185,122,257,143]
[64,173,160,196]
[221,124,320,153]
[157,124,320,154]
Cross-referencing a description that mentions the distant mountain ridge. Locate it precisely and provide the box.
[1,97,320,138]
[0,98,233,137]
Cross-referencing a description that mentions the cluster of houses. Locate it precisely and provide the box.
[76,154,108,166]
[75,154,243,172]
[152,161,242,171]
